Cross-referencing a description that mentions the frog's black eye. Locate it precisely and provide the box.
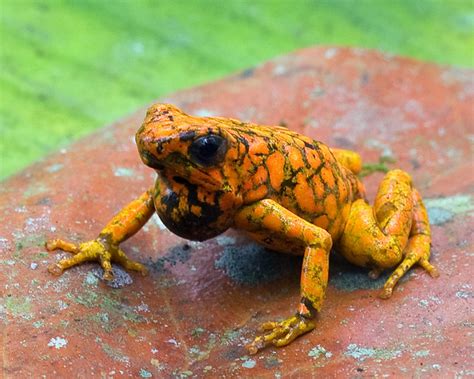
[189,134,227,167]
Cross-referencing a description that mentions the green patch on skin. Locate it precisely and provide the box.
[215,243,300,285]
[425,194,474,225]
[344,343,402,361]
[5,296,33,320]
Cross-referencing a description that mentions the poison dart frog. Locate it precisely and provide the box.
[46,104,439,354]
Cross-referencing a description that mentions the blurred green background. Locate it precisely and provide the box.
[1,0,473,180]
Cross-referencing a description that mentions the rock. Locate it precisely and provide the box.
[1,46,472,377]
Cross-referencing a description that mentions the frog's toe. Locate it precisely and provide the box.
[46,237,147,280]
[45,239,79,254]
[379,253,439,299]
[47,247,100,277]
[114,248,149,276]
[419,258,440,278]
[246,315,315,354]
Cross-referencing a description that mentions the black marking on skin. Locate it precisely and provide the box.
[237,135,249,152]
[299,296,318,317]
[308,162,325,180]
[156,137,172,154]
[236,135,249,165]
[156,176,226,241]
[179,130,196,141]
[304,141,315,150]
[163,191,180,217]
[140,149,164,169]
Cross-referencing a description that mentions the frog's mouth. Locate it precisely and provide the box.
[169,164,224,191]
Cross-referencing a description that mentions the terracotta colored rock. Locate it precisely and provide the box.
[1,47,473,378]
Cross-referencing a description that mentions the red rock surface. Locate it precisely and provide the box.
[1,47,473,378]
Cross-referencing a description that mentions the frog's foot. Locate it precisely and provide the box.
[45,238,148,281]
[379,235,439,299]
[246,314,315,355]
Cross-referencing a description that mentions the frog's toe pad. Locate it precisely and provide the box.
[246,315,315,354]
[47,263,65,276]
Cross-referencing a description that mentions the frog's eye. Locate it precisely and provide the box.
[189,135,227,167]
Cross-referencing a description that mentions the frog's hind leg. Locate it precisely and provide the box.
[339,169,439,299]
[330,148,362,175]
[378,187,439,298]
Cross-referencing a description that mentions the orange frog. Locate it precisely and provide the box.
[46,104,439,354]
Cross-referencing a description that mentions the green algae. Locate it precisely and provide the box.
[4,296,33,320]
[99,340,130,364]
[425,194,474,225]
[345,343,402,361]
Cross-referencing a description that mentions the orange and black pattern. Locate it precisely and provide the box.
[47,103,438,354]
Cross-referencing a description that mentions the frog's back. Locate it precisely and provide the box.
[227,122,363,240]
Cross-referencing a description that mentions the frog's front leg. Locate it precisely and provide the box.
[46,188,155,280]
[234,199,333,354]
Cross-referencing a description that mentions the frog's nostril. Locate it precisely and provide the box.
[139,149,164,170]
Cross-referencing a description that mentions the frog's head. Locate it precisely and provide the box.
[136,103,240,192]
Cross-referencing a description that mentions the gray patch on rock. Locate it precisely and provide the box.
[92,265,133,288]
[427,207,454,225]
[215,243,300,286]
[329,253,390,291]
[149,243,192,273]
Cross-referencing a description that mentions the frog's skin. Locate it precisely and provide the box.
[46,104,439,354]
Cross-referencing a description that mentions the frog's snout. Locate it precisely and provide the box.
[137,144,164,170]
[135,130,166,170]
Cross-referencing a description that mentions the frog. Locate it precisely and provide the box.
[46,103,439,354]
